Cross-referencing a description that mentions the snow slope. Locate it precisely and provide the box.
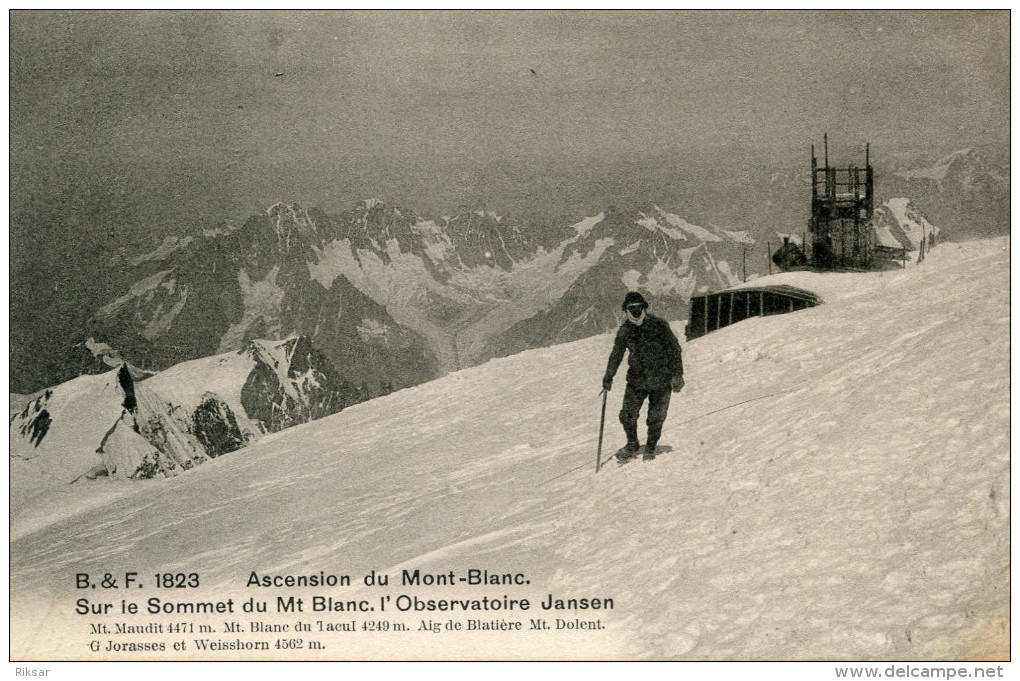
[9,239,1009,661]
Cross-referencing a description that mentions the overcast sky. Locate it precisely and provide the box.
[10,10,1009,230]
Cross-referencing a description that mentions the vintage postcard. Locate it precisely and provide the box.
[8,10,1010,667]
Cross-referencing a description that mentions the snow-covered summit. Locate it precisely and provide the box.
[872,198,939,251]
[10,336,361,516]
[11,238,1008,660]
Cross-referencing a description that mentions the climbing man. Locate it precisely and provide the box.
[602,292,685,459]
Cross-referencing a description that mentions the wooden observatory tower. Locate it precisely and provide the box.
[809,135,874,269]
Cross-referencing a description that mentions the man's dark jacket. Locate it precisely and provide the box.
[604,313,684,390]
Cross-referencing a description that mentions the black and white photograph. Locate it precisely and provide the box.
[8,10,1010,667]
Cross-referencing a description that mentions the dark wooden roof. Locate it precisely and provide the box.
[692,284,822,305]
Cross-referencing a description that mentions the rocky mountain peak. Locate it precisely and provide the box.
[10,334,362,490]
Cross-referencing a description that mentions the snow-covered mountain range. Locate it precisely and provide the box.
[75,201,754,397]
[884,148,1008,243]
[480,205,753,361]
[12,145,1005,397]
[10,238,1009,660]
[13,192,952,484]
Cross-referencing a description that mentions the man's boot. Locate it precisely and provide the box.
[646,420,663,453]
[620,425,640,459]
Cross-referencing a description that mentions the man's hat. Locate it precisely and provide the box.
[622,291,649,311]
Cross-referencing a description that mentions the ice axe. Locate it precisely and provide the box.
[595,388,608,473]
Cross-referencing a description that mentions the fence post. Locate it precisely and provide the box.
[704,295,709,336]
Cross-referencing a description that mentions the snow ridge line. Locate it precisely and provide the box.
[536,387,804,487]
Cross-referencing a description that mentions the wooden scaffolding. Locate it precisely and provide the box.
[809,135,874,269]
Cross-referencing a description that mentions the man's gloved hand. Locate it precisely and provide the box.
[672,376,685,393]
[602,376,613,392]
